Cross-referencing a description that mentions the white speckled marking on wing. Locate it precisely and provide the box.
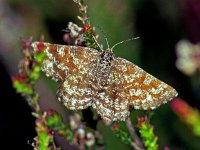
[57,73,95,110]
[32,42,99,82]
[113,57,178,110]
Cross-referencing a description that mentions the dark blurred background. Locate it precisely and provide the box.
[0,0,200,149]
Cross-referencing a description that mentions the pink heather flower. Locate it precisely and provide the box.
[164,146,170,150]
[12,74,28,82]
[63,33,73,44]
[36,42,45,53]
[82,24,92,33]
[35,35,46,53]
[138,116,148,127]
[12,76,21,82]
[171,98,200,136]
[20,37,32,49]
[111,124,119,130]
[171,98,193,118]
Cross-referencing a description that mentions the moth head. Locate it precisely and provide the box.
[92,34,139,53]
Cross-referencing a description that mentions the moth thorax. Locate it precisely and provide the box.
[100,51,114,64]
[96,51,114,87]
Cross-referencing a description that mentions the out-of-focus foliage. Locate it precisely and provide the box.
[171,98,200,136]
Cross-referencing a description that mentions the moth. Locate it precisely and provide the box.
[32,41,178,121]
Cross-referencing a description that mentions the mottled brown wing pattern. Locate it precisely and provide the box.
[42,57,66,81]
[93,84,130,121]
[113,58,178,110]
[57,72,96,110]
[32,42,65,81]
[93,63,134,121]
[32,42,100,110]
[32,42,99,82]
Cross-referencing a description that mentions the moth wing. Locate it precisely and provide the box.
[32,42,99,82]
[113,57,178,110]
[57,72,95,110]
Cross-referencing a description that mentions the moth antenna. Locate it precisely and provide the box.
[96,25,110,49]
[92,35,103,51]
[111,37,140,51]
[105,37,110,49]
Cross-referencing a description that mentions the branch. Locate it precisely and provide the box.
[126,117,145,150]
